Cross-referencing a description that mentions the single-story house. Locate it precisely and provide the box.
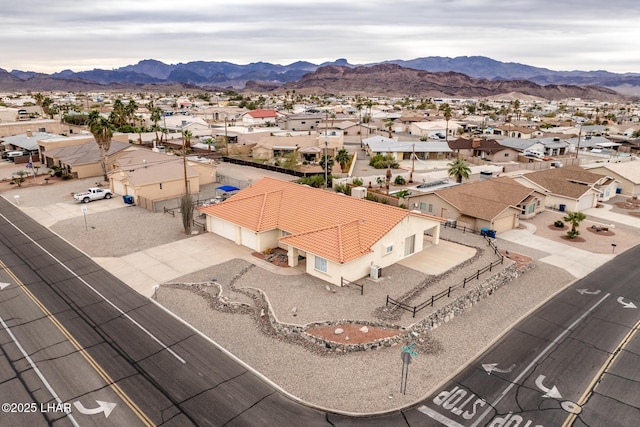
[251,131,344,161]
[38,133,129,165]
[409,120,461,139]
[109,149,216,209]
[405,177,545,233]
[447,138,520,162]
[364,136,453,160]
[490,125,542,139]
[199,177,443,286]
[241,109,284,126]
[45,140,131,178]
[499,137,571,157]
[511,166,619,212]
[583,160,640,196]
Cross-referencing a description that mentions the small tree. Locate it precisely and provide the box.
[563,211,586,239]
[12,170,28,187]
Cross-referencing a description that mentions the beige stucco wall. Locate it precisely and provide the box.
[189,162,216,185]
[304,215,441,285]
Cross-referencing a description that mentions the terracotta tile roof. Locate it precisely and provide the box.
[246,109,279,118]
[199,177,442,263]
[435,177,535,221]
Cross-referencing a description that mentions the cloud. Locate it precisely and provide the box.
[3,0,639,73]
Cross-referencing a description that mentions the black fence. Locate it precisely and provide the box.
[222,156,326,178]
[386,236,504,318]
[341,276,364,295]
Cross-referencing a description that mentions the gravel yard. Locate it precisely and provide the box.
[3,174,633,414]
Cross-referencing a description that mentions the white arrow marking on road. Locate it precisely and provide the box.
[482,363,516,375]
[0,282,10,290]
[577,289,601,295]
[73,400,116,418]
[617,297,637,309]
[535,375,562,399]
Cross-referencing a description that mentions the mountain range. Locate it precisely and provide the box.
[1,56,639,99]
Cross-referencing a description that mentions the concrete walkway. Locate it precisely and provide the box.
[498,222,614,278]
[583,203,640,228]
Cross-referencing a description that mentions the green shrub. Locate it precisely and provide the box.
[394,175,406,185]
[352,177,363,187]
[369,154,399,169]
[554,220,564,227]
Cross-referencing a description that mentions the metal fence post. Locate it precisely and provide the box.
[447,287,451,297]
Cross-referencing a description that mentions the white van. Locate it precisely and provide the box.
[5,150,25,161]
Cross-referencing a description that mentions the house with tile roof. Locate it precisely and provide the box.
[199,177,443,285]
[511,166,618,212]
[241,109,283,126]
[404,177,544,233]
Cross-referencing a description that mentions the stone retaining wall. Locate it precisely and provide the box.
[251,261,534,353]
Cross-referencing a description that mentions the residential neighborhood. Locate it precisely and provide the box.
[2,89,640,421]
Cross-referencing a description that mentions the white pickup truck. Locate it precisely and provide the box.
[73,188,113,203]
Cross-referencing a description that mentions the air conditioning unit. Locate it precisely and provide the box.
[351,186,367,199]
[370,265,381,279]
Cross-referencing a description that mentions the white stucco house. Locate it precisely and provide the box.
[199,177,443,286]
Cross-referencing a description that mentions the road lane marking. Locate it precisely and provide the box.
[0,315,81,427]
[470,292,611,427]
[562,317,640,426]
[418,405,465,427]
[0,212,186,364]
[0,260,155,427]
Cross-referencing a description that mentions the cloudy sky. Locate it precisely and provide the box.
[3,0,638,74]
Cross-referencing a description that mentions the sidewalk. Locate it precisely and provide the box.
[498,223,614,278]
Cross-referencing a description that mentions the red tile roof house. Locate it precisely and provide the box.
[199,177,444,286]
[241,109,284,126]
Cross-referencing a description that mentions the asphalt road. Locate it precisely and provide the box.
[2,192,640,427]
[413,243,640,426]
[0,196,330,426]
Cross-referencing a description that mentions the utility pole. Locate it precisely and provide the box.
[182,131,188,195]
[324,110,329,189]
[575,125,582,160]
[410,143,415,183]
[224,116,229,157]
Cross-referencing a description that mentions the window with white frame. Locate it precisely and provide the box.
[314,256,328,273]
[385,245,393,254]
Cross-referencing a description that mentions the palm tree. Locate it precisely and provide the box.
[440,103,452,142]
[149,106,162,147]
[182,130,193,150]
[126,99,138,126]
[335,148,351,172]
[447,158,471,183]
[563,211,586,239]
[87,110,114,182]
[319,154,334,174]
[110,99,127,128]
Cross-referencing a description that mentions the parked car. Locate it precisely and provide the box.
[73,188,113,203]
